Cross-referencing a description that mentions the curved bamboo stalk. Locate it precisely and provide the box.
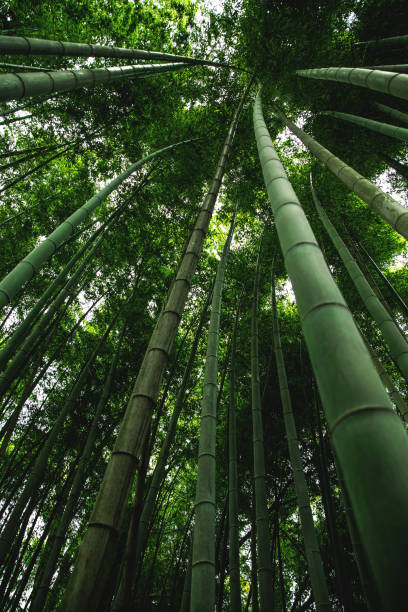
[321,110,408,141]
[356,240,408,319]
[368,65,408,74]
[61,77,254,612]
[311,176,408,386]
[228,297,242,612]
[355,35,408,48]
[0,214,116,399]
[374,102,408,126]
[0,35,245,72]
[271,270,330,611]
[254,88,408,611]
[296,67,408,102]
[250,234,274,611]
[0,138,192,310]
[0,61,51,71]
[0,61,191,103]
[271,103,408,239]
[191,206,237,612]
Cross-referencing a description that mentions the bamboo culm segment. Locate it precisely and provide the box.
[358,325,408,422]
[272,104,408,239]
[250,234,274,612]
[133,282,213,581]
[272,273,330,611]
[30,315,128,612]
[0,61,191,103]
[228,298,242,612]
[355,35,408,47]
[0,307,121,566]
[0,205,114,370]
[356,239,408,319]
[368,65,408,74]
[296,67,408,102]
[321,110,408,141]
[0,207,121,400]
[374,102,408,126]
[0,139,192,310]
[0,35,236,70]
[311,179,408,385]
[62,77,253,612]
[191,206,236,612]
[254,89,408,611]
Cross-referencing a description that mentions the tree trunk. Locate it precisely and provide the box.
[271,103,408,240]
[311,177,408,386]
[272,271,330,610]
[61,77,253,612]
[191,206,237,612]
[254,88,408,611]
[251,234,274,611]
[296,67,408,102]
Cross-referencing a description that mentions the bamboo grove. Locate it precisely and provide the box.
[0,0,408,610]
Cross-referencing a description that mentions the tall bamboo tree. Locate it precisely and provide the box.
[271,103,408,240]
[0,61,192,103]
[254,88,408,611]
[310,175,408,386]
[190,205,237,612]
[62,77,253,612]
[271,269,330,611]
[0,139,191,310]
[0,34,241,70]
[374,102,408,126]
[228,297,242,612]
[251,233,274,611]
[320,110,408,141]
[296,67,408,102]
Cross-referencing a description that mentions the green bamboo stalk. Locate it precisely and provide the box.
[357,324,408,421]
[271,271,330,611]
[0,138,191,310]
[180,544,193,612]
[62,78,253,612]
[271,103,408,239]
[228,297,242,612]
[0,61,191,103]
[296,67,408,102]
[30,315,128,612]
[0,218,113,399]
[0,61,52,71]
[355,34,408,47]
[0,34,241,71]
[254,88,408,611]
[131,281,213,578]
[311,177,408,385]
[0,174,146,370]
[191,206,237,612]
[0,141,81,195]
[368,65,408,73]
[374,102,408,126]
[321,110,408,141]
[356,239,408,319]
[251,234,274,611]
[0,306,122,566]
